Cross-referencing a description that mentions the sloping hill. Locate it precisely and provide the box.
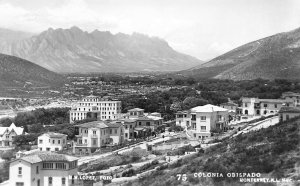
[0,27,203,73]
[124,117,300,186]
[0,53,64,88]
[180,27,300,80]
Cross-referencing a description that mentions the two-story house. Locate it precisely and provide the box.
[282,92,300,107]
[0,123,24,147]
[241,97,294,116]
[38,132,67,152]
[8,151,81,186]
[279,106,300,122]
[74,120,124,154]
[175,110,191,129]
[186,104,229,139]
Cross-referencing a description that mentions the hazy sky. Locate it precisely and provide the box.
[0,0,299,60]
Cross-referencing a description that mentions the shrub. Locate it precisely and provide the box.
[122,169,135,177]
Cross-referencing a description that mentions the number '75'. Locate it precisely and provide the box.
[176,174,187,181]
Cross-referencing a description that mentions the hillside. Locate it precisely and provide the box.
[0,53,64,88]
[179,27,300,80]
[124,117,300,186]
[0,27,203,73]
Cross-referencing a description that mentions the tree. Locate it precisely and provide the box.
[0,118,13,127]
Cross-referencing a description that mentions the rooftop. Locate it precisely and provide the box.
[191,104,228,113]
[40,132,67,138]
[128,108,144,112]
[15,151,78,164]
[76,121,108,129]
[278,106,300,113]
[220,102,238,106]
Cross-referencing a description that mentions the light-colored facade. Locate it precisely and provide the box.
[220,102,238,113]
[175,111,191,128]
[241,97,293,116]
[74,121,124,154]
[281,92,300,107]
[176,104,229,139]
[38,132,67,152]
[0,123,24,147]
[279,107,300,122]
[69,95,121,123]
[8,151,81,186]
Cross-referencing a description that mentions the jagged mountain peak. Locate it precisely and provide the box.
[0,27,203,73]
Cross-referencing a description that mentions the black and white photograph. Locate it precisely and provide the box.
[0,0,299,186]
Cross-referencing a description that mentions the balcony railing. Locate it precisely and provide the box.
[75,143,87,147]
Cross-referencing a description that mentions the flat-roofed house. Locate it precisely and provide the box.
[38,132,67,152]
[279,107,300,122]
[241,97,294,116]
[188,104,229,140]
[0,123,24,147]
[9,151,81,186]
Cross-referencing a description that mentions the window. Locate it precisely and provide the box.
[146,122,150,126]
[110,129,112,134]
[130,125,132,129]
[37,179,40,186]
[55,148,59,151]
[62,178,66,185]
[84,139,87,144]
[275,104,277,108]
[63,139,65,144]
[49,177,52,185]
[201,126,206,131]
[191,114,196,120]
[39,140,43,144]
[192,123,196,130]
[139,122,141,126]
[200,116,206,121]
[93,131,96,135]
[115,129,117,134]
[93,139,96,145]
[72,175,75,184]
[264,104,268,107]
[18,167,22,175]
[36,166,39,174]
[245,103,248,107]
[52,140,55,144]
[125,133,128,138]
[58,140,60,144]
[286,114,290,120]
[46,148,50,151]
[125,125,128,129]
[194,134,196,138]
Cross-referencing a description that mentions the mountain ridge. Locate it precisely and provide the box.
[0,26,203,73]
[179,27,300,80]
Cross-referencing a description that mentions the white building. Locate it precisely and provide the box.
[0,123,24,147]
[241,97,294,116]
[281,92,300,107]
[8,151,81,186]
[38,132,67,152]
[69,95,122,123]
[176,104,229,139]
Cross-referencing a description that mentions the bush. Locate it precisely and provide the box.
[122,169,135,177]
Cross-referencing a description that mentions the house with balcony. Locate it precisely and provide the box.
[241,97,294,116]
[188,104,229,139]
[0,123,24,148]
[74,120,124,154]
[175,110,191,128]
[279,106,300,122]
[8,151,81,186]
[38,132,67,152]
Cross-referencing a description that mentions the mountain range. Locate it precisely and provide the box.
[0,53,63,88]
[0,27,203,73]
[179,27,300,80]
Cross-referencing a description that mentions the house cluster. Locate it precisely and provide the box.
[68,95,163,153]
[241,92,300,121]
[1,151,81,186]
